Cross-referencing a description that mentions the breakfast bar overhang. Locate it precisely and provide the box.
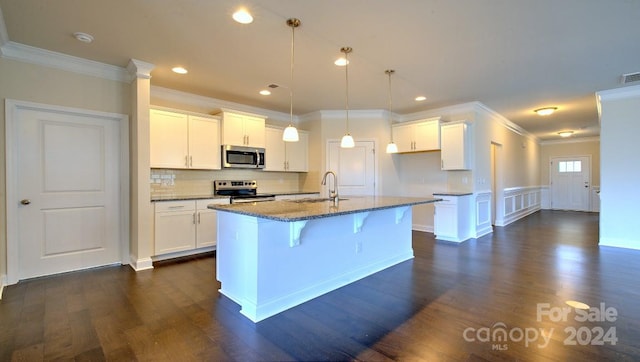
[209,196,441,322]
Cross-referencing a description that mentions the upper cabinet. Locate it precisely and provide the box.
[392,117,440,153]
[150,108,221,170]
[217,110,266,148]
[264,126,308,172]
[440,121,471,170]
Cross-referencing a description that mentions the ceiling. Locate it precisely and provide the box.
[1,0,639,141]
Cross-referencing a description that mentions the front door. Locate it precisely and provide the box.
[327,140,376,196]
[9,101,124,280]
[550,156,591,211]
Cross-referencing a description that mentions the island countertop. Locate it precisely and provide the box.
[208,196,442,222]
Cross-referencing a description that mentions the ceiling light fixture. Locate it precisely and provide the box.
[232,8,253,24]
[259,90,271,96]
[558,131,574,138]
[73,32,94,43]
[334,58,349,66]
[385,69,398,154]
[340,47,355,148]
[415,96,426,102]
[282,18,301,143]
[535,107,558,116]
[171,66,188,74]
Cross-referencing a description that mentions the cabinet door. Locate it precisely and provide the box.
[150,109,189,168]
[392,123,414,153]
[264,127,286,171]
[196,209,217,248]
[414,120,440,151]
[155,210,196,254]
[188,116,220,170]
[286,131,308,172]
[434,203,458,239]
[221,112,246,146]
[243,115,266,148]
[441,123,469,170]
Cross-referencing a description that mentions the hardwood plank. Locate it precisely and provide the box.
[1,210,640,360]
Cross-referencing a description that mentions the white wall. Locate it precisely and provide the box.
[597,85,640,249]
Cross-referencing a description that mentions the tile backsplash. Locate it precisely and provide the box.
[150,169,312,198]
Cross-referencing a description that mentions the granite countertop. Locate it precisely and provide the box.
[151,191,319,202]
[432,191,473,196]
[208,196,442,222]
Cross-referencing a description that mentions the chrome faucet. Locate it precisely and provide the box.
[321,171,339,205]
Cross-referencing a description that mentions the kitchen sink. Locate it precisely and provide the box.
[292,197,349,203]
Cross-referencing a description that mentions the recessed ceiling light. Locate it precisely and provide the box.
[73,32,94,43]
[534,107,558,116]
[334,58,349,66]
[415,96,427,102]
[171,66,188,74]
[232,9,253,24]
[259,90,271,96]
[558,131,574,138]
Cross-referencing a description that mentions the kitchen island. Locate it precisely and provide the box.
[208,196,441,322]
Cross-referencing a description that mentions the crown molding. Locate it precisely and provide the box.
[0,41,130,82]
[315,109,387,120]
[151,85,292,122]
[400,102,478,122]
[127,59,154,80]
[539,136,600,146]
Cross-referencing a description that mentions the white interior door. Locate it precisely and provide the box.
[327,140,376,196]
[550,156,591,211]
[12,103,123,280]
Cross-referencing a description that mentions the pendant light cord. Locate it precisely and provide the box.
[290,21,295,124]
[343,48,351,133]
[387,70,394,141]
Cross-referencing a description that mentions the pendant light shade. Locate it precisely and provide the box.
[385,69,398,154]
[283,18,300,142]
[340,47,354,148]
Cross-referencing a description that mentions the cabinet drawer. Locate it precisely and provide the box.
[155,200,195,212]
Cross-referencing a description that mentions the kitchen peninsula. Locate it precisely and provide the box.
[208,196,441,322]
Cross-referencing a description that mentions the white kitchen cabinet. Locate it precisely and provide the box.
[264,126,308,172]
[433,193,473,242]
[441,121,471,170]
[392,117,440,153]
[218,110,266,148]
[150,108,221,170]
[154,198,229,256]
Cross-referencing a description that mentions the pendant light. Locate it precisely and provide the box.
[282,18,300,142]
[385,69,398,153]
[340,47,355,148]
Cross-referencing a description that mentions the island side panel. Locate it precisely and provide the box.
[216,206,414,322]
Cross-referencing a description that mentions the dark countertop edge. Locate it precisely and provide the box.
[151,191,320,202]
[432,192,473,196]
[209,198,442,222]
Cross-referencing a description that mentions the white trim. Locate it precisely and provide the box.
[540,136,600,146]
[412,224,434,233]
[151,246,216,262]
[599,237,640,250]
[5,99,130,284]
[0,274,7,300]
[0,41,130,82]
[474,191,493,238]
[316,109,387,120]
[127,59,154,80]
[129,256,154,271]
[151,86,293,124]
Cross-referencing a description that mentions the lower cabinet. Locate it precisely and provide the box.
[433,193,473,242]
[154,198,228,255]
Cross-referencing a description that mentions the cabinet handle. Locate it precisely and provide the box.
[168,205,185,209]
[190,155,193,167]
[197,212,201,224]
[193,212,197,224]
[185,155,189,167]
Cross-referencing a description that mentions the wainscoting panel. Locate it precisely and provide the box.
[475,191,493,238]
[495,186,542,227]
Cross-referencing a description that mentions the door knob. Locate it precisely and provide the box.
[20,199,31,205]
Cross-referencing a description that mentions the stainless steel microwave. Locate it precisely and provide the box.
[222,145,266,169]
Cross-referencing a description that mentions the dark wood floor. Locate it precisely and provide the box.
[2,210,640,361]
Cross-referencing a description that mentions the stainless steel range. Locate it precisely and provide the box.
[213,180,276,203]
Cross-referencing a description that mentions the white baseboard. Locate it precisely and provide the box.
[129,255,154,271]
[412,224,434,233]
[599,237,640,250]
[151,246,215,262]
